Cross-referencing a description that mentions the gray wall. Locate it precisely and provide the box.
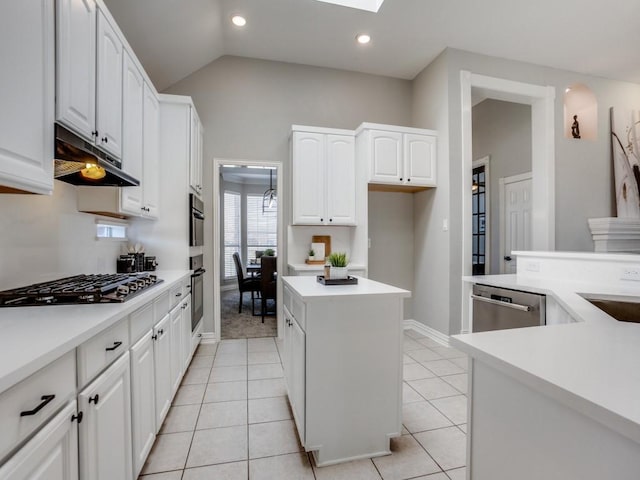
[472,99,532,274]
[165,55,413,333]
[368,191,414,319]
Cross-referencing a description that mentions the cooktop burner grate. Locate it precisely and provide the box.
[0,273,163,307]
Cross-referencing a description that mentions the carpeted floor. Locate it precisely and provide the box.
[220,289,277,339]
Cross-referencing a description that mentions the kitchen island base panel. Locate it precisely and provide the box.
[469,360,640,480]
[302,295,404,466]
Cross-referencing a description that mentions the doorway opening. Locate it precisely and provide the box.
[213,159,283,341]
[460,71,555,333]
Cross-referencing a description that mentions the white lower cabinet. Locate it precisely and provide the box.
[169,304,184,396]
[78,352,132,480]
[0,401,79,480]
[130,330,156,477]
[181,295,193,371]
[283,307,306,441]
[153,314,171,429]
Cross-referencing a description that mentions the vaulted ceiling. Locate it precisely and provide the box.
[105,0,640,92]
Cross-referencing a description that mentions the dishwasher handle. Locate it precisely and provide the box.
[471,294,533,312]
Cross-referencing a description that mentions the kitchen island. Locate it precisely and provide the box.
[452,252,640,480]
[281,275,410,467]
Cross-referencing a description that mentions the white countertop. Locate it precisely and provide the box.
[282,275,410,301]
[0,270,191,394]
[452,273,640,444]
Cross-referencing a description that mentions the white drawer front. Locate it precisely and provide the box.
[130,302,154,344]
[169,283,184,310]
[153,291,170,323]
[0,351,76,463]
[77,319,130,387]
[291,293,306,332]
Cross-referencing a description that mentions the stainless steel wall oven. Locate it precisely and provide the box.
[190,255,205,331]
[189,194,204,247]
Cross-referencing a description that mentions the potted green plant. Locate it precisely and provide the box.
[327,252,349,280]
[264,248,275,256]
[308,248,316,261]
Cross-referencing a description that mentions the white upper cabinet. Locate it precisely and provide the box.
[370,130,402,183]
[96,11,123,159]
[56,0,96,141]
[120,51,144,214]
[404,133,436,186]
[0,0,54,194]
[189,107,203,197]
[325,134,356,225]
[358,123,437,188]
[291,127,356,226]
[142,82,160,218]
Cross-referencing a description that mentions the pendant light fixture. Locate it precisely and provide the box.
[262,169,277,214]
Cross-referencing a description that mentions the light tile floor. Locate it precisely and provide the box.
[139,330,468,480]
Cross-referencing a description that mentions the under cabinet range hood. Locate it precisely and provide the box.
[53,124,139,187]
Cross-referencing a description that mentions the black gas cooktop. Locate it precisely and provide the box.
[0,273,163,307]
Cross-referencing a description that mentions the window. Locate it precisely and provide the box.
[96,219,127,240]
[246,194,277,260]
[223,191,241,278]
[472,166,486,275]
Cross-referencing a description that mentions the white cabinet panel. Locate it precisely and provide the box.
[189,108,203,196]
[96,11,123,158]
[326,134,356,225]
[78,352,132,480]
[120,51,144,214]
[169,304,183,396]
[404,133,436,186]
[130,331,156,478]
[142,83,160,218]
[153,314,171,429]
[0,401,79,480]
[370,130,402,183]
[182,296,193,371]
[56,0,96,141]
[290,317,306,442]
[292,132,326,224]
[0,0,54,194]
[292,129,355,226]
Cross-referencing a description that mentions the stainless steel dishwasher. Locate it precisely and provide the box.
[471,284,546,332]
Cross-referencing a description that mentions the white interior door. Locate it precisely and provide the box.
[500,173,532,273]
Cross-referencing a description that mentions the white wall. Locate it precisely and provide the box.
[164,55,413,334]
[472,99,532,274]
[410,50,452,336]
[368,191,414,319]
[0,181,123,289]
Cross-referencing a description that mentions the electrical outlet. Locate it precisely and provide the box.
[525,261,540,272]
[620,266,640,281]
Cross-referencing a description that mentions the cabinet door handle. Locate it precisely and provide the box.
[20,394,55,417]
[399,177,403,181]
[88,394,99,405]
[102,137,108,143]
[175,292,182,297]
[407,178,411,182]
[320,218,324,222]
[71,411,83,424]
[329,218,333,222]
[92,130,98,137]
[105,341,123,352]
[152,334,158,341]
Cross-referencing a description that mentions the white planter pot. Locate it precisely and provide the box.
[330,266,349,280]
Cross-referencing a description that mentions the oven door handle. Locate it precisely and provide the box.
[191,268,206,278]
[470,294,532,312]
[192,211,205,220]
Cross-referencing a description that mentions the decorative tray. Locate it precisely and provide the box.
[316,275,358,286]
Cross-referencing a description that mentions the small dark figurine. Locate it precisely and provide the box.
[571,115,581,139]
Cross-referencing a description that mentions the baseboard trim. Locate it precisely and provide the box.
[403,319,450,347]
[199,333,217,344]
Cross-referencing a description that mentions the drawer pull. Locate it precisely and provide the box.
[88,394,99,405]
[105,341,123,352]
[152,334,158,341]
[20,394,55,417]
[71,412,83,424]
[175,292,182,297]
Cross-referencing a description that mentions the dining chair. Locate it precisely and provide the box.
[232,252,260,314]
[260,256,277,322]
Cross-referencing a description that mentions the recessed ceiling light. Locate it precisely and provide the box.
[231,15,247,27]
[356,34,371,45]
